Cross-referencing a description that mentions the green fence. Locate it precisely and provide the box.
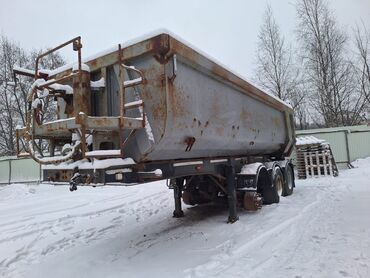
[296,125,370,167]
[0,156,41,184]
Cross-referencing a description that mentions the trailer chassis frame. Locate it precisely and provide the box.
[44,155,290,223]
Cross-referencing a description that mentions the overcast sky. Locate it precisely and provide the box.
[0,0,369,79]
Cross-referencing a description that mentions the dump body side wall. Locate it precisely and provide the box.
[148,58,285,161]
[120,54,289,162]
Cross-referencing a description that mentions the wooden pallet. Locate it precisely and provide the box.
[296,142,338,179]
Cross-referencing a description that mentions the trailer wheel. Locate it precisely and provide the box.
[283,164,294,196]
[182,191,196,206]
[263,167,283,204]
[255,166,275,205]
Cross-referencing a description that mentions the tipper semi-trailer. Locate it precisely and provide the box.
[13,31,296,223]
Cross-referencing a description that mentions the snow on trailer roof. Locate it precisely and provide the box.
[296,136,326,146]
[46,29,292,109]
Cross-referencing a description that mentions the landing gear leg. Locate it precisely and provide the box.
[226,164,239,223]
[173,178,184,218]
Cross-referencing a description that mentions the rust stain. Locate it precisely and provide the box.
[272,117,282,128]
[216,127,224,136]
[191,118,197,128]
[152,34,171,64]
[73,71,91,116]
[240,108,252,123]
[171,39,201,66]
[91,118,114,126]
[167,83,187,118]
[90,60,97,68]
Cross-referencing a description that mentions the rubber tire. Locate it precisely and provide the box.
[182,191,196,206]
[263,168,283,204]
[283,164,294,196]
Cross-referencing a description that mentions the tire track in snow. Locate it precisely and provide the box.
[184,185,329,277]
[0,185,171,278]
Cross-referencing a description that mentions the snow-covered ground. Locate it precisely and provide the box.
[1,159,370,278]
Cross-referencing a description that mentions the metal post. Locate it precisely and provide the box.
[8,159,11,184]
[226,164,239,223]
[173,178,184,218]
[73,70,90,158]
[73,69,91,116]
[118,45,126,158]
[39,162,42,183]
[344,130,351,165]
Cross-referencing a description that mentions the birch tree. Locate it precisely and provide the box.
[354,24,370,107]
[296,0,366,127]
[255,5,306,128]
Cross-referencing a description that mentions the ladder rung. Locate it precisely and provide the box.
[17,152,31,158]
[125,100,143,109]
[124,77,143,88]
[85,150,121,158]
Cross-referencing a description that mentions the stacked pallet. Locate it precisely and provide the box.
[295,136,339,179]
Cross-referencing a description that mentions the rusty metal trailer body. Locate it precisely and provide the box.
[14,31,296,222]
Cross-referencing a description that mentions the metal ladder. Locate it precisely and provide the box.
[118,44,146,157]
[85,44,146,159]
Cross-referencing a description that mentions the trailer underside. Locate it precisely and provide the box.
[44,156,294,223]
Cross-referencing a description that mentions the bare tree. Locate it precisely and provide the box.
[290,84,310,129]
[255,5,306,128]
[0,36,29,155]
[354,24,370,107]
[296,0,366,127]
[0,35,65,155]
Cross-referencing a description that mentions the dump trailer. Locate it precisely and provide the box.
[14,31,295,222]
